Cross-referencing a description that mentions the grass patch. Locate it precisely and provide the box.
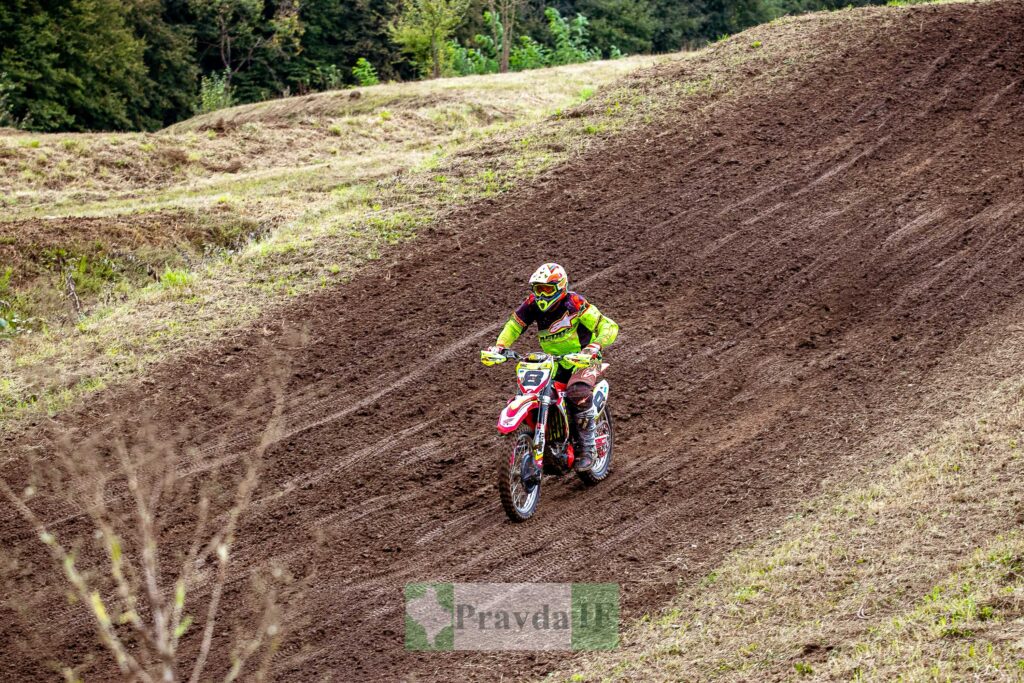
[160,268,192,288]
[558,370,1024,681]
[0,56,669,429]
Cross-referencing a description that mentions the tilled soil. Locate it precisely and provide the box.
[3,1,1024,680]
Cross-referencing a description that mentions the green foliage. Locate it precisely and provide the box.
[188,0,304,104]
[390,0,471,78]
[197,72,234,114]
[0,0,892,132]
[545,8,600,65]
[0,0,150,131]
[352,57,380,86]
[310,64,347,90]
[509,36,550,71]
[449,40,498,76]
[0,266,29,336]
[296,0,402,88]
[0,72,21,128]
[572,0,656,55]
[129,0,200,127]
[160,268,193,288]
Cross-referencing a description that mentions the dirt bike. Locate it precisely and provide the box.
[480,348,614,522]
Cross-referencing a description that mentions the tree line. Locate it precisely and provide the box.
[0,0,884,133]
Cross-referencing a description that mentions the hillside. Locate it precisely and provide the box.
[3,0,1024,681]
[0,56,658,423]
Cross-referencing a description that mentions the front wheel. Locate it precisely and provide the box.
[498,426,541,522]
[578,408,614,486]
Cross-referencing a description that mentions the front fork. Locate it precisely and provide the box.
[532,389,551,467]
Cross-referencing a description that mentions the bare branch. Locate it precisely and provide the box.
[0,479,154,683]
[189,374,287,683]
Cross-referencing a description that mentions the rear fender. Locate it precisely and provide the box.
[498,394,538,434]
[593,380,610,416]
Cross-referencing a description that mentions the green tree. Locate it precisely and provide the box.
[544,7,598,65]
[573,0,655,55]
[486,0,525,72]
[0,0,153,131]
[294,0,403,89]
[351,57,380,85]
[188,0,303,102]
[129,0,199,127]
[391,0,471,78]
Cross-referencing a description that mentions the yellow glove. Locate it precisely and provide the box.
[564,344,600,369]
[480,345,507,366]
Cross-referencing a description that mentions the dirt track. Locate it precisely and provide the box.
[4,1,1024,680]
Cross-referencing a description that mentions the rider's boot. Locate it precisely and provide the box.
[573,405,598,472]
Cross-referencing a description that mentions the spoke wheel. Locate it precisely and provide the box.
[498,426,541,522]
[578,407,614,486]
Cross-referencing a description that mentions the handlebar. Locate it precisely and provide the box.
[498,349,564,362]
[485,348,602,364]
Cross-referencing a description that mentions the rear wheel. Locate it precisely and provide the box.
[578,408,614,486]
[498,426,540,522]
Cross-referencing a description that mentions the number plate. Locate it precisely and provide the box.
[516,360,553,393]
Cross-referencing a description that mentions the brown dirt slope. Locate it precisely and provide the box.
[3,1,1024,680]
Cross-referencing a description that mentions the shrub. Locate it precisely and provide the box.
[545,8,599,66]
[0,72,22,129]
[0,267,27,336]
[351,58,380,86]
[197,71,234,115]
[160,268,192,288]
[0,368,289,681]
[313,64,346,90]
[510,36,549,71]
[449,41,497,76]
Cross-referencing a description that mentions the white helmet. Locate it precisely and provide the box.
[529,263,569,312]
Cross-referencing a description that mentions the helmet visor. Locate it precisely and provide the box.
[532,283,558,297]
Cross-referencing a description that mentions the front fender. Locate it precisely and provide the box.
[498,394,538,434]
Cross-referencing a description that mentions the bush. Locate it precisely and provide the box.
[0,72,20,129]
[197,71,233,114]
[545,8,600,66]
[0,267,28,336]
[160,268,192,288]
[351,58,379,86]
[510,36,549,71]
[313,64,346,90]
[448,41,497,76]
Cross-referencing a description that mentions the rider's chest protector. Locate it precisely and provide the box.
[526,293,593,357]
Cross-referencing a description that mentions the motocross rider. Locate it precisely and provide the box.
[481,263,619,481]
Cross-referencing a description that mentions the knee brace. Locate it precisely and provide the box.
[565,383,593,410]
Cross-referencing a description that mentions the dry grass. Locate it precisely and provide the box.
[0,57,665,427]
[0,58,656,221]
